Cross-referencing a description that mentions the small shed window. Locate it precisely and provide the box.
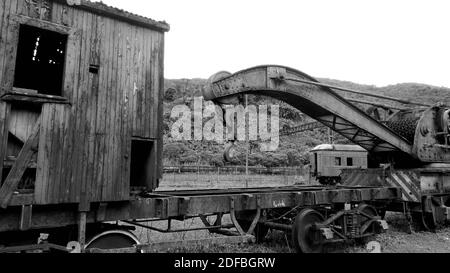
[335,157,341,166]
[347,157,353,166]
[14,24,68,96]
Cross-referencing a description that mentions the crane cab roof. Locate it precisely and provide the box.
[310,144,367,152]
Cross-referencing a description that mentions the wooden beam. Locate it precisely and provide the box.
[0,119,40,208]
[1,89,69,104]
[0,103,11,185]
[20,205,33,230]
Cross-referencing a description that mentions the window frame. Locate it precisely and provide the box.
[4,15,80,103]
[334,157,341,166]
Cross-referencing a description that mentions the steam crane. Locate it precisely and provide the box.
[204,65,450,231]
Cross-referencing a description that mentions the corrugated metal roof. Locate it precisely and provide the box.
[310,144,367,152]
[58,0,170,32]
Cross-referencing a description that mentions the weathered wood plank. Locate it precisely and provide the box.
[35,104,48,204]
[0,0,12,92]
[102,16,115,201]
[72,9,90,206]
[58,105,70,203]
[63,6,80,203]
[96,15,110,201]
[0,101,10,183]
[157,33,165,185]
[132,26,142,137]
[121,21,134,199]
[145,28,152,139]
[92,14,106,202]
[11,14,72,34]
[139,27,146,138]
[52,104,65,204]
[111,21,123,201]
[0,117,40,208]
[104,18,116,201]
[85,11,99,203]
[1,94,70,104]
[118,23,128,200]
[2,0,19,90]
[45,104,56,203]
[7,105,40,144]
[83,11,95,204]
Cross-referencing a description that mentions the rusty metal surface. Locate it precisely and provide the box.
[413,107,450,162]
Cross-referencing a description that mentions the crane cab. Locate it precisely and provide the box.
[310,144,368,185]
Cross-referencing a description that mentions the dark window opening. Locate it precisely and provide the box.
[347,157,353,166]
[335,157,341,166]
[89,64,99,74]
[130,140,154,189]
[313,153,318,174]
[1,167,35,191]
[14,24,68,96]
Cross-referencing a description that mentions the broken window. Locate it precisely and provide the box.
[13,24,68,96]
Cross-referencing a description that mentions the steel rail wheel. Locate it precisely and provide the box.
[291,208,325,253]
[85,230,140,251]
[357,204,379,243]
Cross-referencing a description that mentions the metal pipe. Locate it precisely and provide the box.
[282,77,431,107]
[123,220,234,233]
[128,214,217,223]
[209,229,240,237]
[261,221,293,231]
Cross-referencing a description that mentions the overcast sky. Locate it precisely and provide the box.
[96,0,450,87]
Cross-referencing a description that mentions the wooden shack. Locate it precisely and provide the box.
[0,0,169,209]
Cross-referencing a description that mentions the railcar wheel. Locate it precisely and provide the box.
[291,208,325,253]
[357,204,378,244]
[422,212,437,231]
[413,198,440,231]
[85,230,140,251]
[358,204,378,226]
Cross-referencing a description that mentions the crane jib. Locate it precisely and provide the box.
[204,65,416,160]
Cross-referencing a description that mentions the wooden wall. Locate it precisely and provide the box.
[0,0,165,205]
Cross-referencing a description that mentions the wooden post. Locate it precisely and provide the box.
[245,95,249,188]
[78,212,87,251]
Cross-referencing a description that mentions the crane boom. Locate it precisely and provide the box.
[204,65,413,154]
